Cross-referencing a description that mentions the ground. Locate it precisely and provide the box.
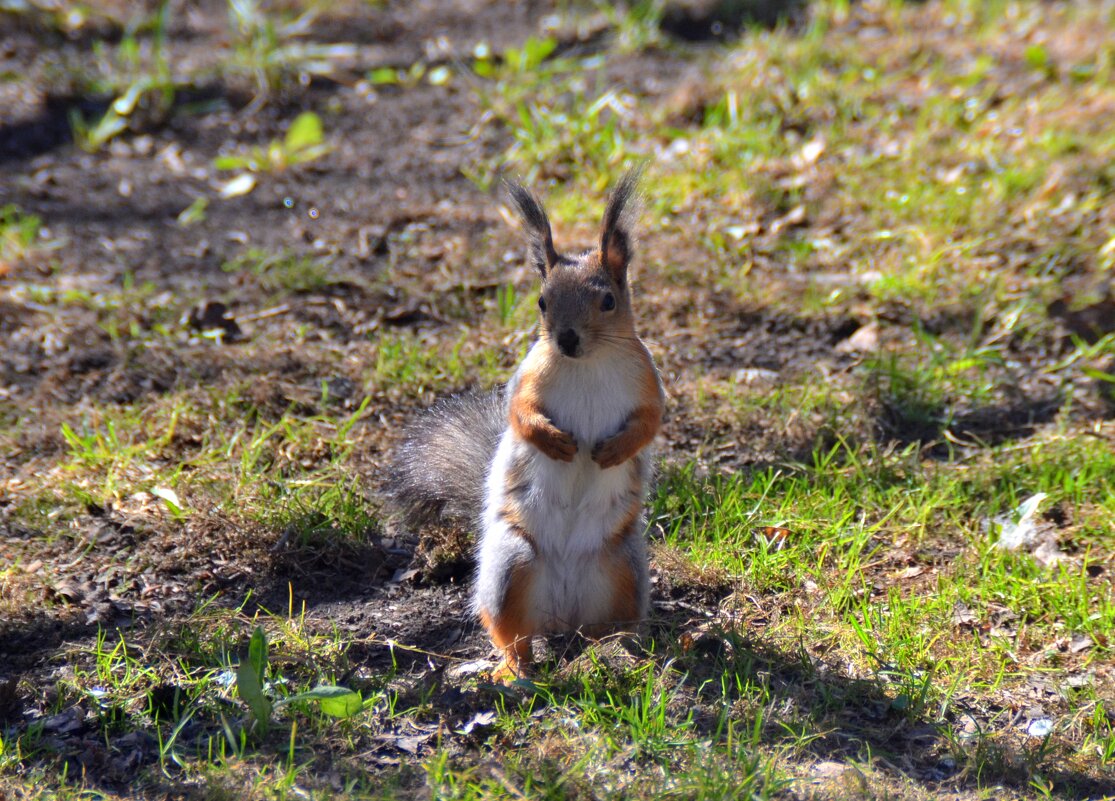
[0,0,1114,798]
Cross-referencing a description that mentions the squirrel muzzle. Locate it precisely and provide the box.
[556,329,581,358]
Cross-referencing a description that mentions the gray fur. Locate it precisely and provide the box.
[619,517,651,621]
[505,180,559,275]
[386,389,505,528]
[600,166,644,282]
[472,518,533,617]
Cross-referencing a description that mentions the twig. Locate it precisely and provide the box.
[239,304,292,322]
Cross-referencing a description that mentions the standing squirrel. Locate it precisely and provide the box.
[389,170,665,677]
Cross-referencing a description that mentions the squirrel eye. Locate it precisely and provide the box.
[601,293,616,312]
[538,296,546,313]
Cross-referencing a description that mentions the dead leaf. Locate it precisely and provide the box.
[812,761,848,779]
[459,710,496,735]
[447,660,493,679]
[392,733,433,754]
[390,568,420,584]
[1069,634,1093,654]
[734,368,780,385]
[150,487,184,513]
[994,493,1048,550]
[42,707,85,735]
[51,580,84,604]
[952,601,977,627]
[1063,672,1093,688]
[811,760,867,792]
[768,205,806,235]
[1032,540,1068,567]
[383,305,427,326]
[799,138,825,165]
[895,565,925,580]
[218,173,256,198]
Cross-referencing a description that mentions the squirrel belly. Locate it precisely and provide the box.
[474,340,655,639]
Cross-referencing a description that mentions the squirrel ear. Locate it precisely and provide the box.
[505,180,559,278]
[600,166,644,286]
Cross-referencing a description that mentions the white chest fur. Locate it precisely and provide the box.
[504,343,645,548]
[478,342,653,630]
[541,345,644,446]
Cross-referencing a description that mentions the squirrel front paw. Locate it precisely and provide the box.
[538,429,578,462]
[592,437,630,469]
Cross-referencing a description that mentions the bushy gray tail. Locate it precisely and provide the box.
[386,389,505,528]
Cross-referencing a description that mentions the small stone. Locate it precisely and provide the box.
[836,322,879,354]
[734,368,779,385]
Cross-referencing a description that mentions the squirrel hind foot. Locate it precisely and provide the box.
[489,656,531,683]
[479,604,534,681]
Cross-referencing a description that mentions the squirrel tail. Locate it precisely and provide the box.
[386,389,505,528]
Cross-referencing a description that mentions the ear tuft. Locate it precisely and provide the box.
[505,180,559,277]
[600,166,644,284]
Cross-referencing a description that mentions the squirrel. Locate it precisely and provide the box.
[389,169,665,677]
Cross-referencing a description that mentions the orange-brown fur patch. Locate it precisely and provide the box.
[608,496,643,548]
[508,368,578,462]
[582,549,642,638]
[609,551,642,624]
[591,354,664,468]
[480,560,535,677]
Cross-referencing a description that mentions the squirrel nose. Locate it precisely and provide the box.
[557,329,580,357]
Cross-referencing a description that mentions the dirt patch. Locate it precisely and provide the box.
[700,306,862,373]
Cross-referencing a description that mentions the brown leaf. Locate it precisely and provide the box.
[1070,634,1093,654]
[50,580,84,604]
[952,601,977,627]
[768,205,806,235]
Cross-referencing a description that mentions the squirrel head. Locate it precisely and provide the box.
[505,169,643,360]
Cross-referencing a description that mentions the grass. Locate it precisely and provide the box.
[468,0,1115,318]
[213,111,332,175]
[0,204,43,275]
[66,1,177,153]
[2,0,1115,799]
[52,0,349,153]
[225,0,356,99]
[222,247,345,295]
